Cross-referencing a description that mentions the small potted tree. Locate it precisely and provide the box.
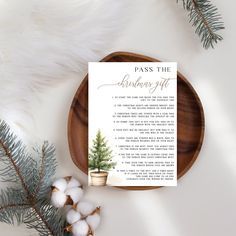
[89,130,116,186]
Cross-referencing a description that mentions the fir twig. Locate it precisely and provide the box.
[178,0,225,49]
[0,120,66,236]
[35,146,47,195]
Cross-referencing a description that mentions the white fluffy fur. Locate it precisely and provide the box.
[0,0,132,137]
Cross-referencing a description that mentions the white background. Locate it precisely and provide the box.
[1,0,236,235]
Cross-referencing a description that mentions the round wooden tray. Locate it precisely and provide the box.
[68,52,205,190]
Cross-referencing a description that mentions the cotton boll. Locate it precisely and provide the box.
[65,187,83,204]
[67,177,81,189]
[86,213,101,231]
[66,209,81,225]
[51,191,67,208]
[72,220,89,236]
[77,201,95,216]
[52,178,68,192]
[64,205,73,213]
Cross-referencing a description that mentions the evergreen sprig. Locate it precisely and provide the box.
[178,0,224,49]
[89,130,116,172]
[0,120,68,236]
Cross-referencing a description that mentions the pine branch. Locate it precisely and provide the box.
[0,120,66,235]
[24,199,66,236]
[33,142,57,199]
[0,121,37,195]
[0,188,29,225]
[178,0,224,49]
[0,140,32,196]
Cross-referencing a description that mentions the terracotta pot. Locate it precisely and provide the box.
[90,171,108,186]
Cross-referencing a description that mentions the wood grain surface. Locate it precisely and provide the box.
[68,52,205,190]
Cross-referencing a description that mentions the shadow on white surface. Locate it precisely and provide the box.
[156,133,236,236]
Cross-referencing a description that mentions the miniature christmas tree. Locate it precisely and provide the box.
[89,130,116,173]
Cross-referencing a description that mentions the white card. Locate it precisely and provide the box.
[88,62,177,186]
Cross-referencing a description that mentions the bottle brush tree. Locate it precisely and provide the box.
[89,130,116,173]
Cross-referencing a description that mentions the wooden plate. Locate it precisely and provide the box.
[68,52,205,190]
